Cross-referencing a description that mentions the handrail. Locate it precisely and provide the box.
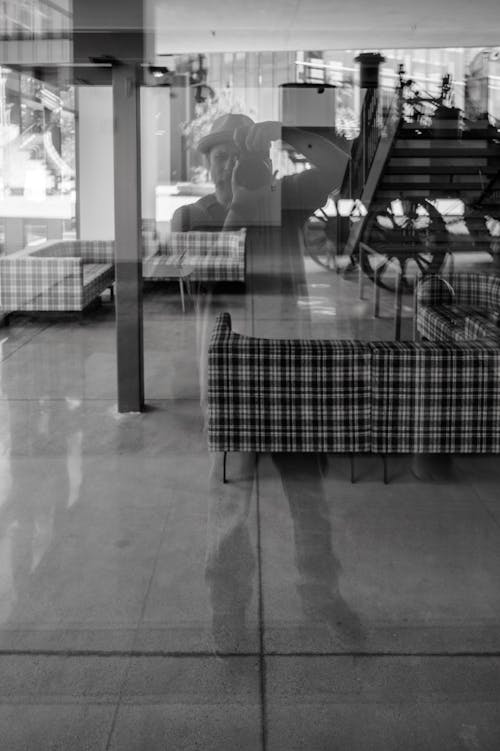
[341,87,399,202]
[17,121,39,149]
[472,167,500,210]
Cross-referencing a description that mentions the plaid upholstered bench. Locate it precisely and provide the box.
[416,272,500,343]
[208,313,500,483]
[144,229,246,283]
[0,240,114,315]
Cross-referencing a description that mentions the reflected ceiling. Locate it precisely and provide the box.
[152,0,500,53]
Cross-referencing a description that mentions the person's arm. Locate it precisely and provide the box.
[171,205,190,233]
[224,121,350,226]
[282,126,350,172]
[281,127,351,213]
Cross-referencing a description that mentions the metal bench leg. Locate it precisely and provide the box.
[179,278,185,313]
[223,451,227,483]
[373,265,382,318]
[358,245,365,299]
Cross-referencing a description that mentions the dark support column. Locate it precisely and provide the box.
[112,62,144,412]
[354,52,386,90]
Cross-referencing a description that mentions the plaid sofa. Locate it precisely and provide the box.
[208,312,500,456]
[146,230,246,283]
[416,272,500,343]
[370,340,500,453]
[0,240,114,313]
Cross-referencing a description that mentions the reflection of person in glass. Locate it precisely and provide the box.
[171,113,349,233]
[173,113,350,416]
[172,114,360,652]
[205,453,365,653]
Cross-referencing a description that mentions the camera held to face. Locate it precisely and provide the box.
[233,147,273,191]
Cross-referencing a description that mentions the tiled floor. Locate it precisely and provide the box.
[1,244,500,749]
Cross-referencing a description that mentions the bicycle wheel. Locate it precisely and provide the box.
[302,207,338,270]
[361,199,447,291]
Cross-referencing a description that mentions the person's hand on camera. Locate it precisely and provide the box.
[234,121,281,155]
[229,167,279,222]
[223,120,282,227]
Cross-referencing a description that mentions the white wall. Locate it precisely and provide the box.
[141,87,170,221]
[76,86,114,240]
[76,85,170,239]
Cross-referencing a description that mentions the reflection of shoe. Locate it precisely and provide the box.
[327,596,366,644]
[212,609,246,655]
[302,588,366,644]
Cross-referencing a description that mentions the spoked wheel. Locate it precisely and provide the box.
[361,199,448,291]
[302,208,339,271]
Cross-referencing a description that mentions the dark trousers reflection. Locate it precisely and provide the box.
[206,451,365,652]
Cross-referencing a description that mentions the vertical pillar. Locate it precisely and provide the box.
[354,52,386,90]
[354,52,385,184]
[112,62,144,412]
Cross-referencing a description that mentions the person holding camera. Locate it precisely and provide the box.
[173,112,350,418]
[171,113,349,233]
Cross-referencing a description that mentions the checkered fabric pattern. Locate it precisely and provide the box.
[76,241,115,264]
[142,218,157,235]
[30,242,80,259]
[0,256,82,311]
[32,239,157,263]
[416,274,456,307]
[370,340,500,453]
[417,304,471,342]
[162,230,246,282]
[208,312,372,452]
[31,240,115,264]
[0,241,115,312]
[416,272,500,342]
[465,314,500,343]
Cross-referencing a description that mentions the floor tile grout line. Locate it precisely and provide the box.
[1,649,500,658]
[0,649,260,657]
[260,650,500,658]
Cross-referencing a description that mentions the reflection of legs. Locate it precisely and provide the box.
[205,452,257,649]
[6,457,69,606]
[275,453,341,595]
[274,453,365,641]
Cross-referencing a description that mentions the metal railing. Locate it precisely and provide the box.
[341,86,400,203]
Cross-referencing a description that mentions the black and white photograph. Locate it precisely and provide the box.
[0,1,500,748]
